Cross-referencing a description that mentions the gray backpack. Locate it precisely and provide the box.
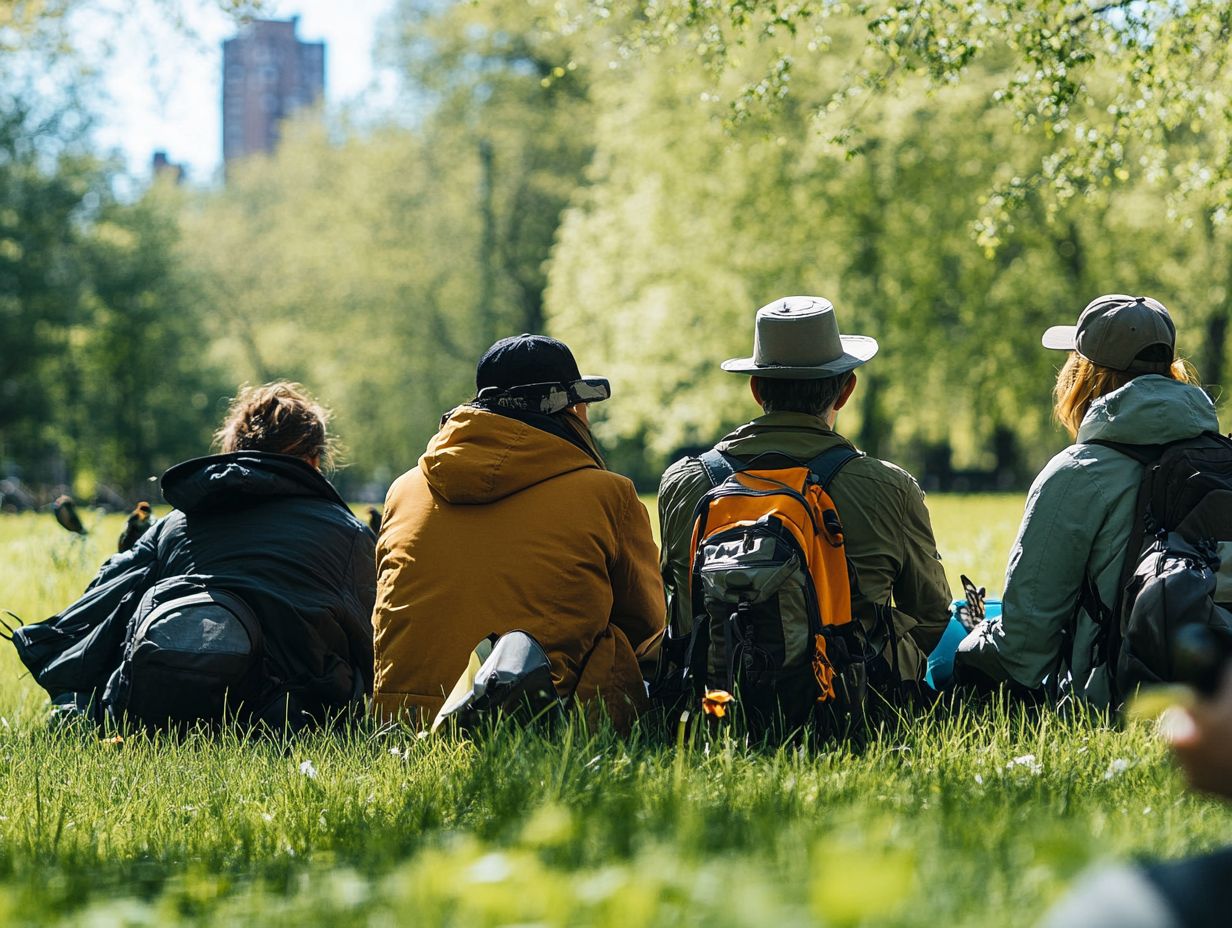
[102,576,265,728]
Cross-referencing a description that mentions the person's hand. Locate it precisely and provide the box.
[1165,664,1232,800]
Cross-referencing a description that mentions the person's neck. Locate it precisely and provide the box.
[760,408,838,429]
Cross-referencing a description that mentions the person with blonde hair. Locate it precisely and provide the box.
[11,382,375,731]
[954,295,1217,705]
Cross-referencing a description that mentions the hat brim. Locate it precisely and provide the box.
[1042,325,1078,351]
[720,335,878,379]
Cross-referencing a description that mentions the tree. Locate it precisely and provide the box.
[546,15,1209,483]
[0,97,99,485]
[607,2,1232,239]
[74,183,227,493]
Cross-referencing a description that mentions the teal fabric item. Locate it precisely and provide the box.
[954,376,1219,706]
[926,600,1001,690]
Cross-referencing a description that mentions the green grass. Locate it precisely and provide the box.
[0,501,1227,927]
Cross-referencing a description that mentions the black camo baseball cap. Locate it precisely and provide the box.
[477,334,582,392]
[475,334,610,414]
[1042,294,1176,373]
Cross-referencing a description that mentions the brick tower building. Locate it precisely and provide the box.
[222,17,325,165]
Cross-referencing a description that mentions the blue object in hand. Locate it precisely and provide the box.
[925,598,1001,691]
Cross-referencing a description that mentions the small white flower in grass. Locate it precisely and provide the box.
[261,812,274,823]
[1104,758,1131,780]
[974,773,984,785]
[1006,753,1043,774]
[299,760,318,780]
[1143,807,1152,815]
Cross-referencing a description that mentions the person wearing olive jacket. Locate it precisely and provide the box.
[657,297,953,691]
[955,294,1219,706]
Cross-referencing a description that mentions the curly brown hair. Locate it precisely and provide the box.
[214,382,337,469]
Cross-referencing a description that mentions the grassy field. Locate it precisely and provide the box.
[0,498,1227,927]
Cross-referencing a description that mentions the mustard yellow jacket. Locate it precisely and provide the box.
[372,406,664,729]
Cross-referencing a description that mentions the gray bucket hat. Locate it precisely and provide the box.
[1042,294,1176,373]
[721,296,879,379]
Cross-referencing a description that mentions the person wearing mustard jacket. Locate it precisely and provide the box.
[371,335,665,730]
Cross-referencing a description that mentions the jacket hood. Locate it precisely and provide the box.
[1077,375,1219,445]
[161,452,349,512]
[420,406,598,504]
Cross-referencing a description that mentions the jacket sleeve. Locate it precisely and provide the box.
[85,520,162,592]
[341,524,377,694]
[13,525,163,692]
[657,459,705,637]
[956,458,1106,690]
[892,478,953,654]
[609,485,666,656]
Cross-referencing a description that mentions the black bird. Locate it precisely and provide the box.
[117,501,154,553]
[53,495,87,535]
[367,506,382,535]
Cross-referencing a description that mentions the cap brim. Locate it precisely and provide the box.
[1042,325,1078,350]
[574,376,610,403]
[721,335,878,379]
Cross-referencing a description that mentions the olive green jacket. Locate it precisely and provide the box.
[955,376,1220,706]
[657,412,953,682]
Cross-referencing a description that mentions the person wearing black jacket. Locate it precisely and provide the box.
[10,382,375,730]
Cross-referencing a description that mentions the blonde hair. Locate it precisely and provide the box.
[1053,353,1200,438]
[214,382,337,469]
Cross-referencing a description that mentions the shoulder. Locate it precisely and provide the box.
[841,454,924,498]
[658,455,711,506]
[1032,442,1134,490]
[660,454,704,488]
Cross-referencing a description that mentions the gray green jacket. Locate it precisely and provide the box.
[658,412,953,682]
[955,376,1220,706]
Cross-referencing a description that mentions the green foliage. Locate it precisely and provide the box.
[174,0,598,488]
[0,87,224,496]
[609,1,1232,238]
[0,500,1228,927]
[547,14,1232,482]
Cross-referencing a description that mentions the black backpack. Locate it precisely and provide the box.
[102,576,267,729]
[1082,432,1232,704]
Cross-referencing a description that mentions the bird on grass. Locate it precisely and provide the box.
[53,495,87,535]
[367,506,382,535]
[117,501,154,553]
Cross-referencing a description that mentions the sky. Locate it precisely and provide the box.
[77,0,399,184]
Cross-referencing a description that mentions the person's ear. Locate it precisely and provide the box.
[833,372,858,411]
[750,377,764,406]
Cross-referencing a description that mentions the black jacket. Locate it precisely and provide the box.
[13,452,376,718]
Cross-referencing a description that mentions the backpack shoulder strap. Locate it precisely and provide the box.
[805,445,863,491]
[1084,438,1165,466]
[697,449,739,488]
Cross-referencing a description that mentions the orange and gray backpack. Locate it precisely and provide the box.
[682,447,869,738]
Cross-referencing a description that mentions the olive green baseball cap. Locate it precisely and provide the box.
[1042,294,1176,373]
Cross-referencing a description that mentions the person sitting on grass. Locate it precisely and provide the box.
[370,334,664,732]
[656,296,953,707]
[954,295,1216,706]
[9,382,375,732]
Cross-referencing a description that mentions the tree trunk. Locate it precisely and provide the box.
[476,137,497,350]
[858,372,888,457]
[1202,311,1228,399]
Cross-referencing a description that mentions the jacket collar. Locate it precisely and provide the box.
[715,412,856,456]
